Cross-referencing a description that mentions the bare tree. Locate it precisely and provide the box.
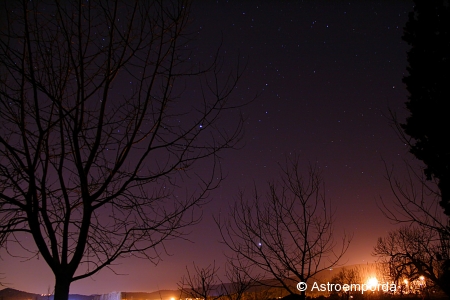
[373,226,443,295]
[178,260,258,300]
[330,267,363,300]
[376,162,450,296]
[0,1,244,299]
[222,259,260,300]
[179,262,224,300]
[217,158,351,300]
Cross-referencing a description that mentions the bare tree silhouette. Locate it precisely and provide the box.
[217,158,351,300]
[374,225,446,295]
[376,162,450,296]
[330,267,362,300]
[222,259,260,300]
[0,1,245,299]
[178,260,258,300]
[179,262,224,300]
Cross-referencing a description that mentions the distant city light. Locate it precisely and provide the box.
[367,277,378,289]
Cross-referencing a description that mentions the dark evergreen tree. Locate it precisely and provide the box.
[402,0,450,215]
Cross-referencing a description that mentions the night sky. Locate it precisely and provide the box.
[0,0,416,295]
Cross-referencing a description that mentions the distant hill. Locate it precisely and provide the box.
[0,288,42,300]
[0,288,96,300]
[115,290,179,300]
[0,288,185,300]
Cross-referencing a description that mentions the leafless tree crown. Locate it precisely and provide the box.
[376,161,450,296]
[218,159,351,298]
[0,0,244,297]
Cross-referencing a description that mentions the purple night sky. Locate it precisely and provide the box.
[0,0,417,295]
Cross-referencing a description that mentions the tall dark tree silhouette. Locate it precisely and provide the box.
[0,1,244,299]
[401,0,450,215]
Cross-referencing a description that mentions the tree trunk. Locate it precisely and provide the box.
[54,276,71,300]
[439,259,450,298]
[300,290,306,300]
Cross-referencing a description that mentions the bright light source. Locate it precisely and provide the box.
[403,279,408,284]
[367,277,378,289]
[419,276,425,281]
